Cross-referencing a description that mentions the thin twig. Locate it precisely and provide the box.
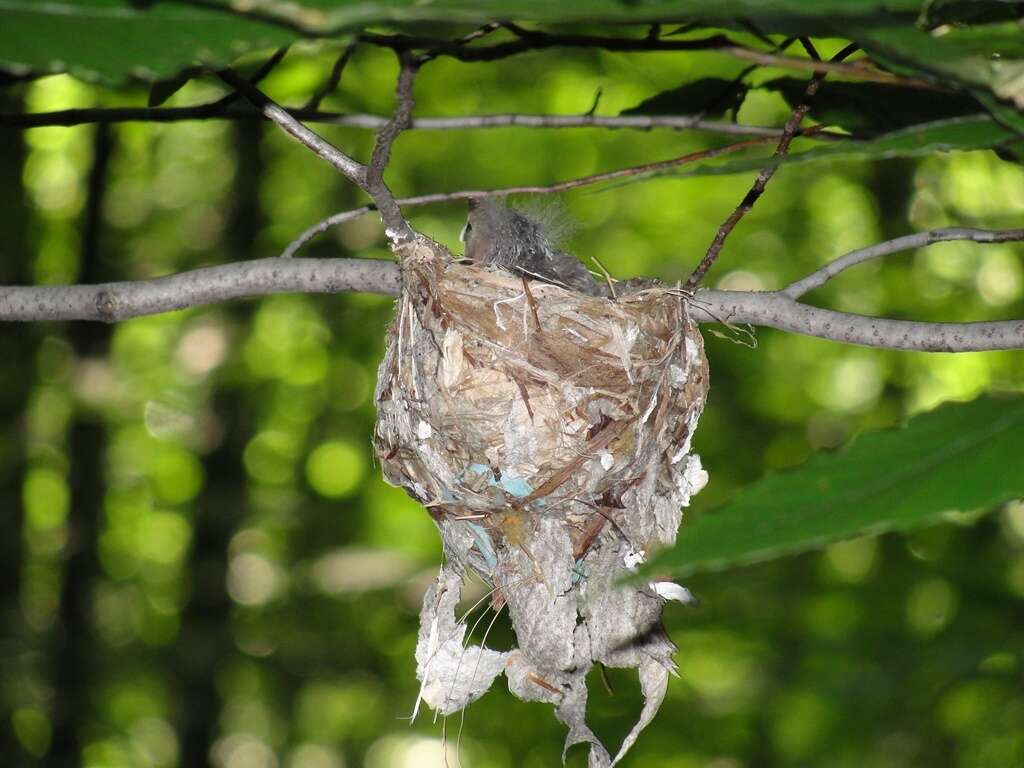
[302,43,357,111]
[281,208,375,258]
[3,258,1023,351]
[359,28,738,61]
[141,48,290,117]
[359,27,933,88]
[678,36,797,133]
[280,132,790,258]
[198,47,290,111]
[454,23,503,45]
[216,68,367,185]
[738,20,777,49]
[243,48,291,86]
[418,22,503,65]
[0,107,848,138]
[784,228,1024,298]
[798,37,822,64]
[685,43,858,291]
[218,66,418,247]
[365,54,419,244]
[722,47,933,87]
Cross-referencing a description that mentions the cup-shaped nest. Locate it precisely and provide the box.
[374,240,709,576]
[375,240,710,765]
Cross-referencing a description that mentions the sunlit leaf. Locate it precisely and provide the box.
[0,0,296,83]
[0,0,937,84]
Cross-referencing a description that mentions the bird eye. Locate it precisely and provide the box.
[459,221,472,243]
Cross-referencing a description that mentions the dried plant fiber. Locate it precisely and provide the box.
[374,237,709,765]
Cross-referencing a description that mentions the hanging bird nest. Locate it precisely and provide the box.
[374,237,710,766]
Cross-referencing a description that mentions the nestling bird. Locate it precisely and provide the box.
[460,199,604,296]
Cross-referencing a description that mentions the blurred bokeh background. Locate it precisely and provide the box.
[2,39,1024,768]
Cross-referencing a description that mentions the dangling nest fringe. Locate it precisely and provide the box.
[374,237,710,766]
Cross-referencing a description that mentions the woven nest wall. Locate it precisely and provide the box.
[374,238,710,766]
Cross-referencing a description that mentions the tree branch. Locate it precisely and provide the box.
[364,54,418,244]
[216,68,367,185]
[721,47,934,88]
[2,259,1021,352]
[358,28,737,62]
[217,64,415,247]
[783,227,1024,298]
[190,46,289,112]
[417,22,503,65]
[700,290,1024,352]
[1,107,845,139]
[302,43,357,111]
[0,259,400,322]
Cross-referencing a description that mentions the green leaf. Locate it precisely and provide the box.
[621,76,985,137]
[663,115,1017,179]
[621,77,748,119]
[925,1,1024,27]
[0,0,297,83]
[854,22,1024,109]
[1,1,1014,103]
[760,77,982,133]
[647,394,1024,577]
[0,0,927,84]
[175,1,924,34]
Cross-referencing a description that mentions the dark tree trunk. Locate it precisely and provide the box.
[47,122,115,768]
[0,90,41,768]
[747,559,806,768]
[870,159,915,241]
[177,118,265,767]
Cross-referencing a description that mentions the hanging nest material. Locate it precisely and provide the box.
[374,237,709,766]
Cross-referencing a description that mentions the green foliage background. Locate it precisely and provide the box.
[2,18,1024,768]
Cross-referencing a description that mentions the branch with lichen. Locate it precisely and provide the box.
[3,233,1023,352]
[0,107,847,139]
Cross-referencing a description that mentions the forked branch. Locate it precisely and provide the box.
[217,55,418,247]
